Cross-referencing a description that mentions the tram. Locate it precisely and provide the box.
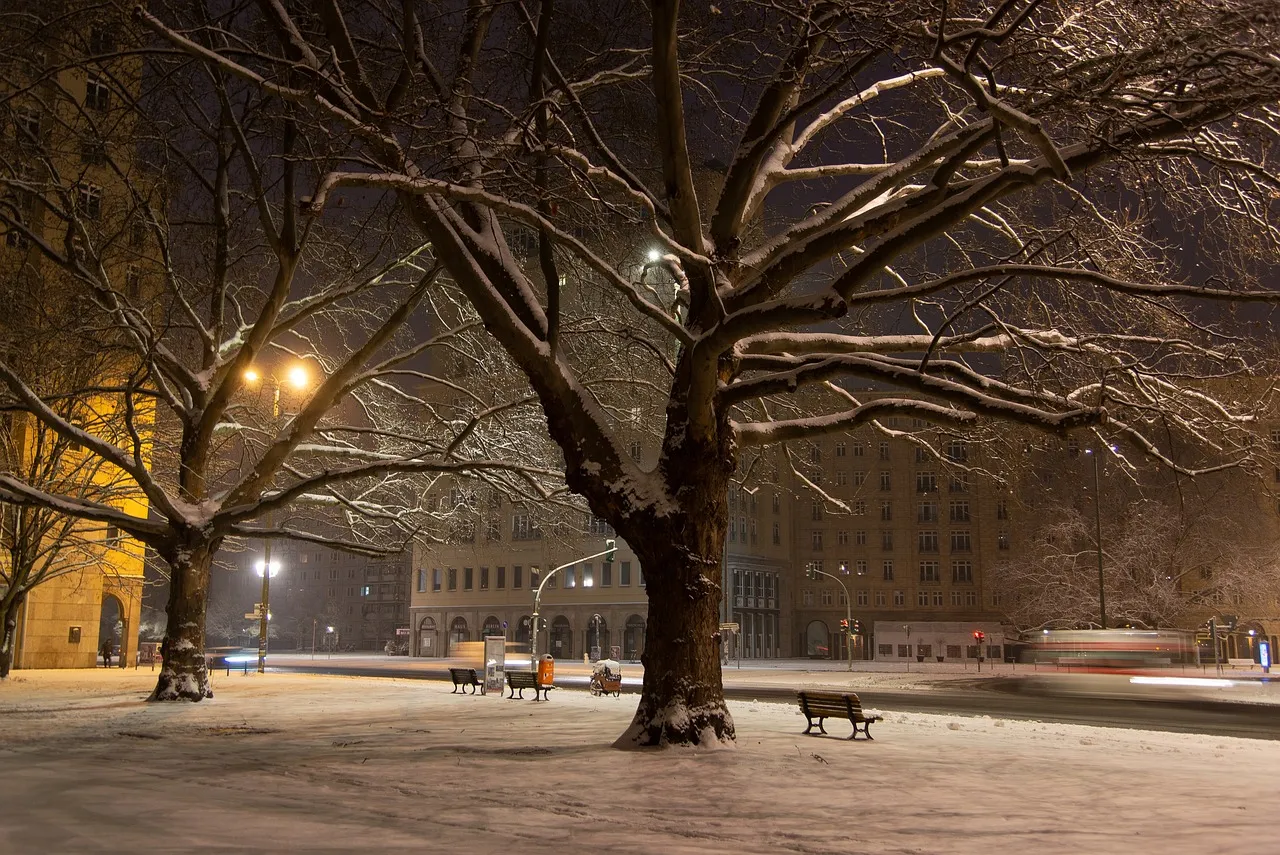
[1021,629,1199,668]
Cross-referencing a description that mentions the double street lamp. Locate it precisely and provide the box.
[806,562,857,671]
[1083,445,1117,630]
[244,362,313,673]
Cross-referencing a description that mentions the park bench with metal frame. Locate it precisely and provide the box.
[506,669,552,701]
[796,690,882,740]
[448,667,482,694]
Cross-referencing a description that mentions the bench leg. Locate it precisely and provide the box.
[849,721,873,740]
[802,716,827,736]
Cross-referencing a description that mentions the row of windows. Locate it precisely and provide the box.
[812,529,1007,552]
[878,643,1002,659]
[810,438,968,463]
[804,588,983,608]
[419,561,642,593]
[808,558,976,584]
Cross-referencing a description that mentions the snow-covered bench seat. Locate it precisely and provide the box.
[796,690,882,740]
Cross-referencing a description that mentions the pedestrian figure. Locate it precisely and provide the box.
[100,639,113,668]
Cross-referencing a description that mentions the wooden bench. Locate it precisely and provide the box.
[506,669,552,701]
[797,690,882,740]
[448,667,482,694]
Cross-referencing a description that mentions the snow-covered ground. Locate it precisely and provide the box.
[2,668,1276,853]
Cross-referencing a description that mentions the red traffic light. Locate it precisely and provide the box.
[840,619,849,628]
[972,630,986,642]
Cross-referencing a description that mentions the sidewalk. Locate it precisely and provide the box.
[1,668,1277,854]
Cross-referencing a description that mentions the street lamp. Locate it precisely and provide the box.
[326,625,335,658]
[1083,446,1117,630]
[531,539,616,670]
[806,562,855,671]
[244,362,313,673]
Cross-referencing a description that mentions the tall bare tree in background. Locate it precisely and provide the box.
[141,0,1280,745]
[0,5,561,700]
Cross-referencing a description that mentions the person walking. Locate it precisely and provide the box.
[100,638,113,668]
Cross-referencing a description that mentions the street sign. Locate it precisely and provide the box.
[244,612,260,620]
[719,622,740,632]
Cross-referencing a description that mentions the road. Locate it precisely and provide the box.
[268,655,1280,741]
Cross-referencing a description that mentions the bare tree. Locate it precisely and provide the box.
[137,1,1280,745]
[0,6,560,699]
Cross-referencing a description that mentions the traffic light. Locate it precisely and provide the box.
[805,564,816,580]
[603,538,616,564]
[840,618,849,629]
[973,630,986,643]
[852,619,862,634]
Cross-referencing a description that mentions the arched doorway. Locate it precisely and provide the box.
[448,616,469,653]
[417,616,438,657]
[482,615,502,638]
[587,614,610,660]
[550,616,572,659]
[805,620,830,658]
[98,594,123,667]
[515,614,532,647]
[624,614,645,661]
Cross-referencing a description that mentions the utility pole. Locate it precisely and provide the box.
[806,562,856,671]
[1085,447,1110,630]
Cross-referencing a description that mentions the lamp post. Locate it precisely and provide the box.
[806,562,855,671]
[326,625,335,658]
[244,363,312,673]
[1083,446,1114,630]
[531,539,616,670]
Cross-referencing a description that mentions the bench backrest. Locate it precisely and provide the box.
[798,691,866,717]
[508,670,537,687]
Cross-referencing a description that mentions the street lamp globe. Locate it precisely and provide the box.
[286,364,310,389]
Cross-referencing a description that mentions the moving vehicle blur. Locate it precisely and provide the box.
[1021,629,1198,668]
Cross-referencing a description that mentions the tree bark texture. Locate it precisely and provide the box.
[0,591,24,679]
[150,536,220,701]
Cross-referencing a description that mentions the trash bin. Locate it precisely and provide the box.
[537,654,555,688]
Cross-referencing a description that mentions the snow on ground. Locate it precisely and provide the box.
[2,668,1276,854]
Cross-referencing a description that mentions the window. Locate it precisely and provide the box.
[875,591,887,607]
[918,591,930,607]
[835,441,846,457]
[996,499,1008,521]
[836,470,848,486]
[620,561,631,586]
[479,566,489,590]
[811,530,824,551]
[951,591,964,606]
[854,559,867,576]
[811,501,823,522]
[630,440,641,461]
[893,590,905,606]
[463,568,473,591]
[856,590,869,606]
[853,471,866,486]
[772,492,780,514]
[513,565,523,589]
[946,440,967,462]
[838,588,849,606]
[362,586,371,597]
[914,446,928,464]
[600,562,611,587]
[583,563,595,587]
[447,568,457,591]
[932,591,944,607]
[81,136,107,165]
[531,567,544,588]
[918,530,939,552]
[564,565,576,588]
[77,183,102,219]
[810,443,822,464]
[855,529,867,546]
[919,560,939,583]
[950,474,969,493]
[821,589,834,606]
[125,268,143,299]
[881,530,893,550]
[587,515,614,535]
[417,569,426,593]
[952,560,973,583]
[772,521,781,545]
[915,471,937,493]
[992,592,1003,607]
[880,500,893,521]
[950,501,970,523]
[89,24,116,54]
[997,531,1010,550]
[14,107,40,142]
[512,511,537,540]
[967,591,979,607]
[882,560,894,581]
[837,530,849,546]
[852,500,866,516]
[1271,428,1280,452]
[497,566,506,589]
[918,501,938,523]
[853,441,865,458]
[432,569,442,591]
[879,471,891,491]
[878,441,890,461]
[1067,436,1080,456]
[897,644,910,657]
[85,76,110,111]
[950,530,972,553]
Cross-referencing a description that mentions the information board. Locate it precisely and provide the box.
[483,635,506,695]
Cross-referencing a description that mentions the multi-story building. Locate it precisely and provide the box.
[208,541,412,653]
[2,5,153,669]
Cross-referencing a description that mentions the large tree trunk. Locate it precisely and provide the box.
[150,536,220,701]
[0,590,24,679]
[614,388,736,748]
